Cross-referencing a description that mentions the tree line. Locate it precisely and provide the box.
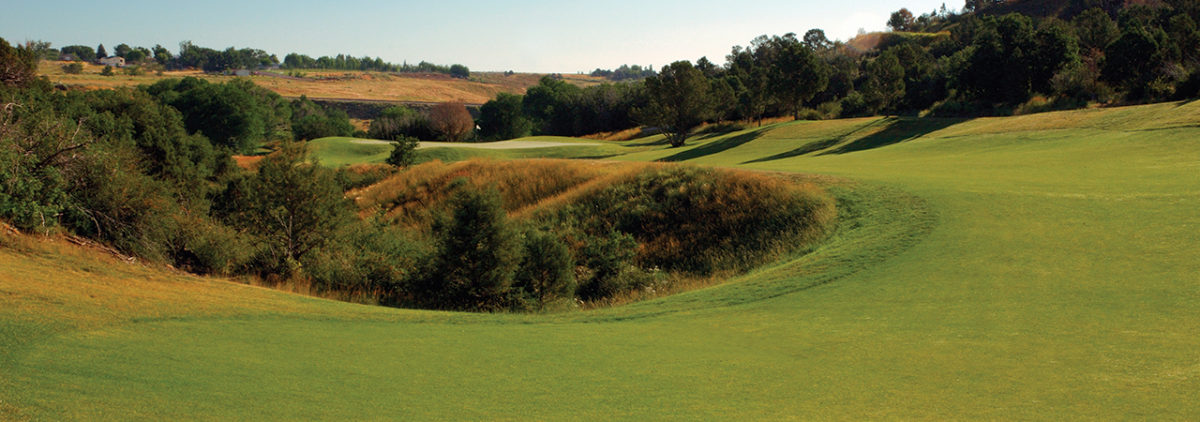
[477,1,1200,146]
[282,53,470,78]
[38,40,469,77]
[590,64,657,81]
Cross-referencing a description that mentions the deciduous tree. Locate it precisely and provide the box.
[638,61,712,147]
[429,102,474,142]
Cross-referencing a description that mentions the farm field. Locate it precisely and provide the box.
[2,101,1199,419]
[37,61,603,104]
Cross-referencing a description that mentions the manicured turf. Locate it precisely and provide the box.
[308,136,635,167]
[3,101,1199,419]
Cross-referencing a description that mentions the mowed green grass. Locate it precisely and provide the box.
[3,101,1200,420]
[308,136,635,167]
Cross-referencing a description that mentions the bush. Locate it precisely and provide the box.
[385,135,419,168]
[573,229,647,301]
[290,96,354,140]
[368,106,435,141]
[100,65,114,76]
[62,62,83,74]
[840,91,870,117]
[168,216,255,275]
[303,218,424,303]
[0,103,78,232]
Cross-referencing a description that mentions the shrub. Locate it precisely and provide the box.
[168,215,255,275]
[368,106,435,141]
[62,62,83,74]
[290,96,354,140]
[573,229,646,301]
[100,65,114,76]
[385,135,419,168]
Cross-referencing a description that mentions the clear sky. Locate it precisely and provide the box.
[2,0,956,73]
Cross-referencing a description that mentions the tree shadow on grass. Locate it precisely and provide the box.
[819,117,968,155]
[656,130,763,162]
[741,118,890,164]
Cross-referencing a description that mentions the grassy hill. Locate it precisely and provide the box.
[3,101,1199,419]
[38,61,601,104]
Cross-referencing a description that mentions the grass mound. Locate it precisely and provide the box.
[351,158,835,303]
[541,165,835,275]
[352,159,613,226]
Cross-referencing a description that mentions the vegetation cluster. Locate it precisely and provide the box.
[2,39,832,312]
[354,159,835,310]
[476,0,1200,146]
[37,39,470,77]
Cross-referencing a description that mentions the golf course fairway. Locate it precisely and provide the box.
[2,101,1198,420]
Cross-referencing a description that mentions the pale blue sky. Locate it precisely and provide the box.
[2,0,955,72]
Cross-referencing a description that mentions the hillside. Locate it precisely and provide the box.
[38,61,603,105]
[3,101,1199,419]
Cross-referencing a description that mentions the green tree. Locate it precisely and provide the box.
[221,141,349,273]
[768,34,829,118]
[1103,26,1168,97]
[522,76,582,135]
[147,77,291,153]
[478,93,531,140]
[100,65,114,76]
[803,29,832,50]
[449,64,470,79]
[369,105,435,141]
[96,44,107,59]
[152,44,172,65]
[638,61,712,147]
[864,51,906,114]
[0,37,38,87]
[385,135,419,168]
[114,43,133,58]
[959,13,1072,104]
[60,45,96,62]
[512,229,575,310]
[888,8,916,32]
[727,37,774,125]
[417,184,522,311]
[290,96,353,140]
[1073,8,1120,52]
[1031,20,1081,95]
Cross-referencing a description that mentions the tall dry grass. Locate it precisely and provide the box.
[350,159,622,226]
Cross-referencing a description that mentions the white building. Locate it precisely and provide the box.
[98,56,125,67]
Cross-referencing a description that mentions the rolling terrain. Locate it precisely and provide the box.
[38,61,606,104]
[2,101,1199,419]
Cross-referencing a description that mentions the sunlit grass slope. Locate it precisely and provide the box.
[3,101,1199,419]
[308,136,634,167]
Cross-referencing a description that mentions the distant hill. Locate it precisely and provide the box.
[37,61,598,105]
